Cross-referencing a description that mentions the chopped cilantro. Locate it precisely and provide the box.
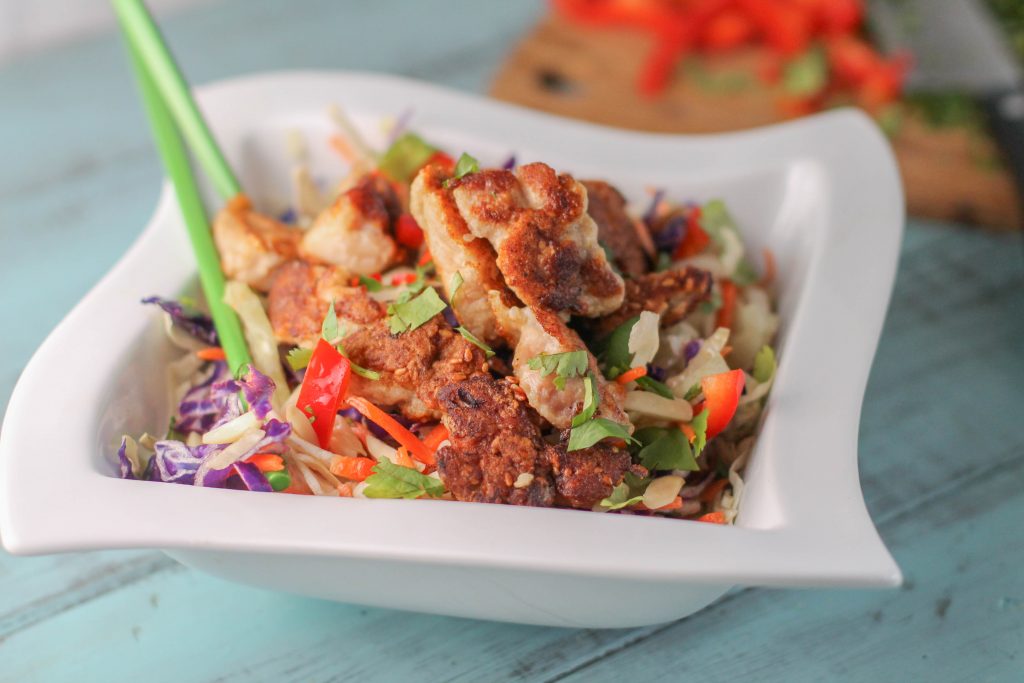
[567,418,637,452]
[598,316,640,377]
[358,275,383,292]
[690,408,709,456]
[527,350,588,390]
[387,287,448,334]
[782,47,827,97]
[754,345,777,384]
[456,325,495,358]
[378,133,437,183]
[635,375,674,399]
[570,374,599,428]
[363,460,445,499]
[449,271,464,302]
[286,346,313,371]
[634,426,698,472]
[599,483,643,510]
[453,152,479,179]
[684,383,702,401]
[321,299,339,342]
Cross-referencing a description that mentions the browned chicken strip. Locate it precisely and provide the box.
[409,164,520,347]
[342,316,490,421]
[436,376,557,506]
[267,260,384,346]
[594,266,714,336]
[449,163,625,317]
[213,195,300,291]
[550,441,647,510]
[299,174,401,276]
[581,180,649,278]
[493,305,628,430]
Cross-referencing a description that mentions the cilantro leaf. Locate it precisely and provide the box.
[634,426,698,472]
[348,361,381,381]
[570,373,599,428]
[379,133,437,183]
[782,47,827,98]
[358,275,383,292]
[683,383,702,401]
[635,375,674,398]
[597,316,640,377]
[690,409,709,456]
[527,351,588,390]
[387,287,448,334]
[321,300,339,342]
[456,325,495,358]
[453,152,479,179]
[449,271,464,302]
[753,345,777,384]
[599,483,643,510]
[286,346,313,371]
[363,460,445,499]
[567,418,637,452]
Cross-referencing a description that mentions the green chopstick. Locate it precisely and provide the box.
[112,0,241,202]
[124,38,252,374]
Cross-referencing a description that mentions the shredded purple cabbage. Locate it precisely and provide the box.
[653,214,686,252]
[228,462,273,492]
[646,364,668,382]
[501,154,517,170]
[684,340,701,362]
[442,306,459,328]
[278,207,298,224]
[211,366,277,421]
[176,361,232,434]
[642,189,666,227]
[117,437,136,480]
[142,296,218,345]
[150,440,220,485]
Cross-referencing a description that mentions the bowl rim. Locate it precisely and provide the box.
[0,70,903,588]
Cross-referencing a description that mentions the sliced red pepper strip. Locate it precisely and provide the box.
[716,280,738,329]
[296,338,351,449]
[346,396,435,466]
[674,208,711,259]
[701,369,746,439]
[395,213,425,249]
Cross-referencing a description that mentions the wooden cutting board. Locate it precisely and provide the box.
[490,13,1022,231]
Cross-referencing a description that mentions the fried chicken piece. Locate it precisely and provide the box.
[550,441,647,509]
[594,266,714,336]
[342,316,489,420]
[409,164,520,346]
[581,180,649,278]
[267,260,385,346]
[213,195,300,291]
[449,162,625,317]
[493,305,628,430]
[435,376,556,506]
[299,174,401,276]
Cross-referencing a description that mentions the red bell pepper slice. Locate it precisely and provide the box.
[674,208,711,259]
[296,338,351,448]
[395,213,425,249]
[701,369,746,439]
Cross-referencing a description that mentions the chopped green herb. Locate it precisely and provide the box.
[571,374,599,428]
[690,408,709,456]
[624,470,652,491]
[598,316,640,377]
[567,418,637,452]
[527,350,589,390]
[634,426,698,472]
[635,375,674,399]
[321,299,339,342]
[387,287,448,334]
[348,361,381,381]
[781,47,827,97]
[286,346,313,371]
[378,133,437,183]
[449,271,464,302]
[684,383,702,401]
[753,345,777,384]
[453,152,479,179]
[456,325,495,358]
[358,275,383,292]
[599,483,644,510]
[363,460,445,499]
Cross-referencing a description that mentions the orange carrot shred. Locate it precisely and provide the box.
[422,425,450,452]
[328,134,355,161]
[347,396,435,466]
[245,453,284,473]
[196,347,227,361]
[394,446,415,469]
[759,248,776,287]
[697,511,727,524]
[615,366,648,385]
[699,478,730,503]
[716,280,737,329]
[680,424,696,443]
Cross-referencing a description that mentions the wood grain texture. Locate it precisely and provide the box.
[1,1,1023,681]
[490,13,1023,231]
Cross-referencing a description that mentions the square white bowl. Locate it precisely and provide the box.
[0,71,903,628]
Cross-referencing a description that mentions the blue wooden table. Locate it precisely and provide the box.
[2,1,1023,680]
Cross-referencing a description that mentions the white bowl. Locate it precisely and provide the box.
[0,71,903,628]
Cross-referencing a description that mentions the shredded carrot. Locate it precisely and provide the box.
[759,247,776,287]
[337,482,355,497]
[330,454,377,481]
[390,272,418,286]
[699,478,730,503]
[196,346,227,361]
[349,276,361,287]
[328,134,355,162]
[721,345,733,358]
[680,424,696,443]
[244,453,284,472]
[615,366,648,385]
[226,193,252,212]
[417,248,433,267]
[697,511,727,524]
[422,425,450,452]
[394,446,415,469]
[716,280,737,329]
[346,396,435,465]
